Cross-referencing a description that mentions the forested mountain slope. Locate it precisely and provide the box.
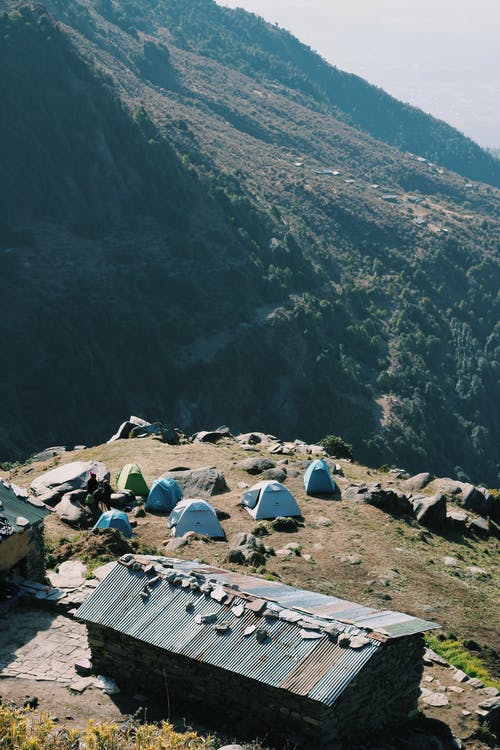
[0,1,499,485]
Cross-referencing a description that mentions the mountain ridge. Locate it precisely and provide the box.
[0,1,499,486]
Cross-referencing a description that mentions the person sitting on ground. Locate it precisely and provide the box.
[86,472,98,495]
[93,478,112,512]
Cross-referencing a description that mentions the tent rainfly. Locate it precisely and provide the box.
[93,510,133,538]
[168,499,224,538]
[304,459,337,495]
[146,477,183,514]
[116,464,149,497]
[241,480,301,520]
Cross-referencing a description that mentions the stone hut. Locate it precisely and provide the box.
[76,556,439,748]
[0,479,50,582]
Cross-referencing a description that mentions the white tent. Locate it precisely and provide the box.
[168,498,224,538]
[241,480,301,520]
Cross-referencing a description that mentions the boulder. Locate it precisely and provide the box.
[236,432,275,445]
[477,696,500,730]
[31,461,109,495]
[411,493,447,530]
[130,421,169,438]
[402,472,434,493]
[263,467,287,483]
[35,488,66,508]
[47,560,87,588]
[163,467,228,497]
[53,493,85,526]
[236,457,276,475]
[226,532,267,567]
[192,427,233,443]
[110,491,135,509]
[30,446,68,463]
[344,483,412,514]
[469,516,489,537]
[107,421,135,443]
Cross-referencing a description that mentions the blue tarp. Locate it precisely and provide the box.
[146,477,183,513]
[303,460,336,495]
[93,510,133,538]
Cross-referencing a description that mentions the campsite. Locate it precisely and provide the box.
[1,425,498,749]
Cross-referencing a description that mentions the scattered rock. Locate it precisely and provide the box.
[165,537,189,552]
[69,677,94,693]
[443,557,458,567]
[163,467,228,497]
[422,693,449,707]
[310,516,332,528]
[23,696,39,709]
[411,493,447,530]
[453,670,468,683]
[424,648,449,666]
[93,562,117,581]
[74,659,92,676]
[134,506,146,518]
[468,678,484,689]
[276,548,294,557]
[110,491,135,509]
[47,560,88,589]
[218,745,245,750]
[337,554,362,565]
[236,457,276,475]
[484,687,499,697]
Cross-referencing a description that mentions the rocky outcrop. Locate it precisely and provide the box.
[410,493,447,530]
[343,483,412,514]
[31,461,109,496]
[402,473,434,493]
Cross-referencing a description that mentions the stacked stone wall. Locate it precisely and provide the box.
[87,624,423,747]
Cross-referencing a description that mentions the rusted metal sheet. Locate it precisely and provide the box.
[280,638,341,695]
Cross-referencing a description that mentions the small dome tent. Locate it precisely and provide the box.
[241,480,301,520]
[168,499,224,538]
[116,464,149,497]
[92,510,133,538]
[304,459,337,495]
[146,477,183,513]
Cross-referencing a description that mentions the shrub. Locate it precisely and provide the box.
[320,434,354,459]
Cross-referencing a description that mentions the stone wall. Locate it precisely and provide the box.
[86,624,424,747]
[26,520,46,582]
[328,634,425,741]
[0,521,45,582]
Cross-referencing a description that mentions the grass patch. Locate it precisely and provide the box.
[425,635,500,689]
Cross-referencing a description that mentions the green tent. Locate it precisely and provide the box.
[116,463,149,496]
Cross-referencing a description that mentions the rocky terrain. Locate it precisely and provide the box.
[1,421,498,748]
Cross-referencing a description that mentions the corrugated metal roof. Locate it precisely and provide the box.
[0,480,50,539]
[76,556,439,707]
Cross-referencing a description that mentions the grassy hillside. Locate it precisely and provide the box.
[0,2,499,486]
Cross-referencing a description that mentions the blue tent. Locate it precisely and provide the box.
[93,510,133,538]
[303,459,337,495]
[168,499,224,539]
[145,477,183,513]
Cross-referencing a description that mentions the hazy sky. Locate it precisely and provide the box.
[217,0,500,148]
